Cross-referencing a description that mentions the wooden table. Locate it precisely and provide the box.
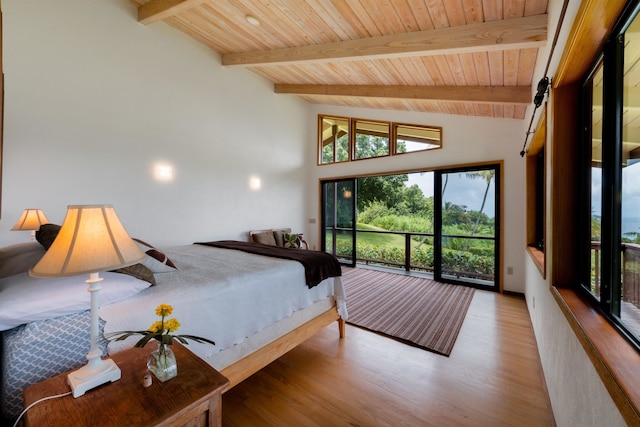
[23,342,229,426]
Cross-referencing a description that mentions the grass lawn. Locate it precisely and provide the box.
[330,223,407,248]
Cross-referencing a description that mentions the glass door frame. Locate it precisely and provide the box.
[321,179,357,267]
[434,164,501,292]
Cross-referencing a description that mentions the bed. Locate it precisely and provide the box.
[0,239,347,421]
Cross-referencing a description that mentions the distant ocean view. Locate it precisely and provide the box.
[623,217,640,236]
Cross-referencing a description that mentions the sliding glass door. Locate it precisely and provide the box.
[321,179,356,266]
[319,165,500,290]
[435,165,500,291]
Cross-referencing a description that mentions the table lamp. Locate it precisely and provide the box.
[30,204,146,397]
[11,209,50,241]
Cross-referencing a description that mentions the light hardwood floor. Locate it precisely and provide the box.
[222,290,555,426]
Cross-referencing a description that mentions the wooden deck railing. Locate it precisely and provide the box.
[623,243,640,308]
[326,227,495,281]
[591,242,640,308]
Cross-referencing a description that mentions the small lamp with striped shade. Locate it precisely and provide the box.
[11,209,50,241]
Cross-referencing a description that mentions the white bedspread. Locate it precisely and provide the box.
[100,244,347,359]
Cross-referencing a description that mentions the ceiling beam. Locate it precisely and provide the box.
[223,14,547,67]
[138,0,206,25]
[275,84,532,105]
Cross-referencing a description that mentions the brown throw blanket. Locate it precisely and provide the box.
[195,240,342,289]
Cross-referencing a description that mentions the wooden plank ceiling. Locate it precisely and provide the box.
[132,0,549,119]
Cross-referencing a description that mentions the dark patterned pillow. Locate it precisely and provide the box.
[111,263,156,286]
[133,238,177,273]
[283,233,303,249]
[35,223,61,250]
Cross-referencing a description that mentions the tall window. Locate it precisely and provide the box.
[581,3,640,345]
[585,61,604,302]
[525,108,546,277]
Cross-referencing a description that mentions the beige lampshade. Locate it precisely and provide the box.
[11,209,50,231]
[30,204,145,277]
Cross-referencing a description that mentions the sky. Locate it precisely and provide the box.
[404,164,640,234]
[406,171,496,218]
[592,160,640,234]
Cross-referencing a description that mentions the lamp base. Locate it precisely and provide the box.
[67,358,121,398]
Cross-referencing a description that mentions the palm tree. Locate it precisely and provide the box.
[462,170,495,252]
[416,174,448,248]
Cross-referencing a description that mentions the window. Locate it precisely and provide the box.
[585,60,604,302]
[525,108,546,277]
[319,115,350,165]
[318,115,442,165]
[581,4,640,345]
[393,123,442,154]
[353,119,389,160]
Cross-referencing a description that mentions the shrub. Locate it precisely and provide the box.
[335,239,493,277]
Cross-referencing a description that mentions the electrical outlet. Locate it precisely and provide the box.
[507,267,514,275]
[309,218,316,224]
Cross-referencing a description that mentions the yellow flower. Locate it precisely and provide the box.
[155,304,173,317]
[164,318,181,333]
[107,302,215,350]
[149,320,163,332]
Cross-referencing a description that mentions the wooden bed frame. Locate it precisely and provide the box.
[220,305,345,391]
[216,231,344,391]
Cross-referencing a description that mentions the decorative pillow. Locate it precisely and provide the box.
[283,233,303,249]
[0,271,152,331]
[35,223,61,250]
[253,231,277,246]
[0,242,46,279]
[133,238,177,273]
[111,263,156,286]
[273,229,286,247]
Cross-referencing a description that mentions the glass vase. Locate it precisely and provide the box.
[147,342,177,382]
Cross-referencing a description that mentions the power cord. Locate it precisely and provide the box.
[12,391,73,427]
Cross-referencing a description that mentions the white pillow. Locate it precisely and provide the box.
[0,271,151,331]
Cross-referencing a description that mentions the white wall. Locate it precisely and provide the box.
[1,0,310,247]
[304,104,527,293]
[525,261,626,426]
[1,0,629,424]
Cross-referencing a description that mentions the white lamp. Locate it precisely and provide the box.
[11,209,50,241]
[30,204,145,397]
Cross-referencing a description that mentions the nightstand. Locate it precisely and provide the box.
[23,342,229,426]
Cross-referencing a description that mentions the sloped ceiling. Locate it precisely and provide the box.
[132,0,549,119]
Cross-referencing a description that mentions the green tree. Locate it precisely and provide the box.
[403,184,427,214]
[321,133,349,163]
[354,133,389,159]
[462,170,495,251]
[442,202,470,226]
[591,213,601,241]
[357,174,408,212]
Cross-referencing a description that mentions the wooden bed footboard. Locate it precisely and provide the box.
[220,306,344,391]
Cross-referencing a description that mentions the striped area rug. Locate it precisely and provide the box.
[342,267,475,356]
